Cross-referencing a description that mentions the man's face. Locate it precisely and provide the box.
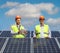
[39,19,44,24]
[16,19,21,25]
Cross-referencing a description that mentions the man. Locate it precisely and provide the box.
[11,15,27,38]
[34,16,51,38]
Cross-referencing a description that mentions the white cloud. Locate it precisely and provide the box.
[5,3,41,18]
[47,18,60,25]
[35,3,59,14]
[0,2,59,18]
[22,18,37,25]
[0,1,19,8]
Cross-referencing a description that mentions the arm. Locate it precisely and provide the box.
[11,30,18,35]
[18,26,27,35]
[11,30,17,34]
[45,26,51,39]
[48,28,51,38]
[20,29,27,35]
[48,26,51,38]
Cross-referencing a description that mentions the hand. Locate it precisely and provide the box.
[18,30,27,35]
[18,30,22,34]
[22,30,27,35]
[33,37,36,39]
[45,37,49,39]
[24,30,27,34]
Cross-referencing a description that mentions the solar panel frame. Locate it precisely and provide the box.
[0,31,1,33]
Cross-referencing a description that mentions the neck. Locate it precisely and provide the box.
[16,23,20,25]
[40,23,44,26]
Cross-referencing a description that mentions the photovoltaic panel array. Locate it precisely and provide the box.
[57,38,60,43]
[0,38,6,50]
[33,38,60,53]
[0,31,12,37]
[3,38,30,53]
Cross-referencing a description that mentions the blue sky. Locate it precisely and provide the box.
[0,0,60,31]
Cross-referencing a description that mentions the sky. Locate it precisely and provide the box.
[0,0,60,31]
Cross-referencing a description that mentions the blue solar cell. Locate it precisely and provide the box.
[33,38,60,53]
[0,31,12,37]
[0,31,1,32]
[51,31,60,37]
[26,31,30,37]
[57,38,60,43]
[3,38,30,53]
[0,31,2,36]
[0,38,6,50]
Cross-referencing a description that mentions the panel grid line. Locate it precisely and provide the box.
[44,39,49,53]
[6,38,12,53]
[21,39,24,53]
[51,38,57,53]
[0,37,9,53]
[47,39,53,53]
[25,39,27,53]
[16,39,19,53]
[39,39,43,53]
[55,38,60,49]
[30,38,34,53]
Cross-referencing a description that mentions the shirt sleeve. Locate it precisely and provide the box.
[48,27,51,38]
[11,30,17,34]
[33,30,36,37]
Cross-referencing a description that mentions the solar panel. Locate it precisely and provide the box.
[0,31,60,38]
[0,31,12,37]
[51,31,60,37]
[26,31,30,37]
[0,31,2,36]
[0,38,6,50]
[33,38,60,53]
[0,38,59,53]
[3,38,30,53]
[57,38,60,43]
[0,31,1,32]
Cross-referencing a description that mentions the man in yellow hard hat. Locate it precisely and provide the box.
[11,15,27,38]
[34,16,51,38]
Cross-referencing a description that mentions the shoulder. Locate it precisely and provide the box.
[44,24,49,26]
[21,25,24,27]
[44,24,49,29]
[11,24,16,28]
[11,24,17,30]
[20,25,25,29]
[35,24,40,29]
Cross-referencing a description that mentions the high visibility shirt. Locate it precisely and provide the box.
[11,24,25,38]
[35,24,51,38]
